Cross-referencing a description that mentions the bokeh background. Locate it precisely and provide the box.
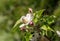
[0,0,60,41]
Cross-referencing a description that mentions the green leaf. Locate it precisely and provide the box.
[13,19,21,28]
[35,9,45,18]
[41,25,54,32]
[47,26,54,32]
[46,15,55,25]
[38,9,45,18]
[11,19,21,32]
[33,9,45,23]
[41,25,47,31]
[25,32,32,41]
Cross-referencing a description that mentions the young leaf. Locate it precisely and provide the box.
[41,25,47,31]
[11,19,21,32]
[33,9,45,23]
[38,9,45,18]
[41,25,54,32]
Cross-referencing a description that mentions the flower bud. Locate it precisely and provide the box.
[20,27,26,31]
[29,21,34,26]
[28,8,33,13]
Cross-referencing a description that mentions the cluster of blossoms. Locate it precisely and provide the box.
[19,8,34,31]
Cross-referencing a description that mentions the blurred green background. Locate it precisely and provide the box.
[0,0,60,41]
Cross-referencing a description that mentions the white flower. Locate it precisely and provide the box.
[26,13,33,23]
[20,13,33,23]
[19,8,33,28]
[19,13,33,28]
[19,24,25,28]
[56,30,60,37]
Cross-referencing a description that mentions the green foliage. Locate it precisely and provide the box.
[33,9,45,23]
[11,9,57,41]
[11,19,21,32]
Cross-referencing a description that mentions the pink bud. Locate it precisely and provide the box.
[28,8,33,13]
[20,27,26,31]
[29,21,34,26]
